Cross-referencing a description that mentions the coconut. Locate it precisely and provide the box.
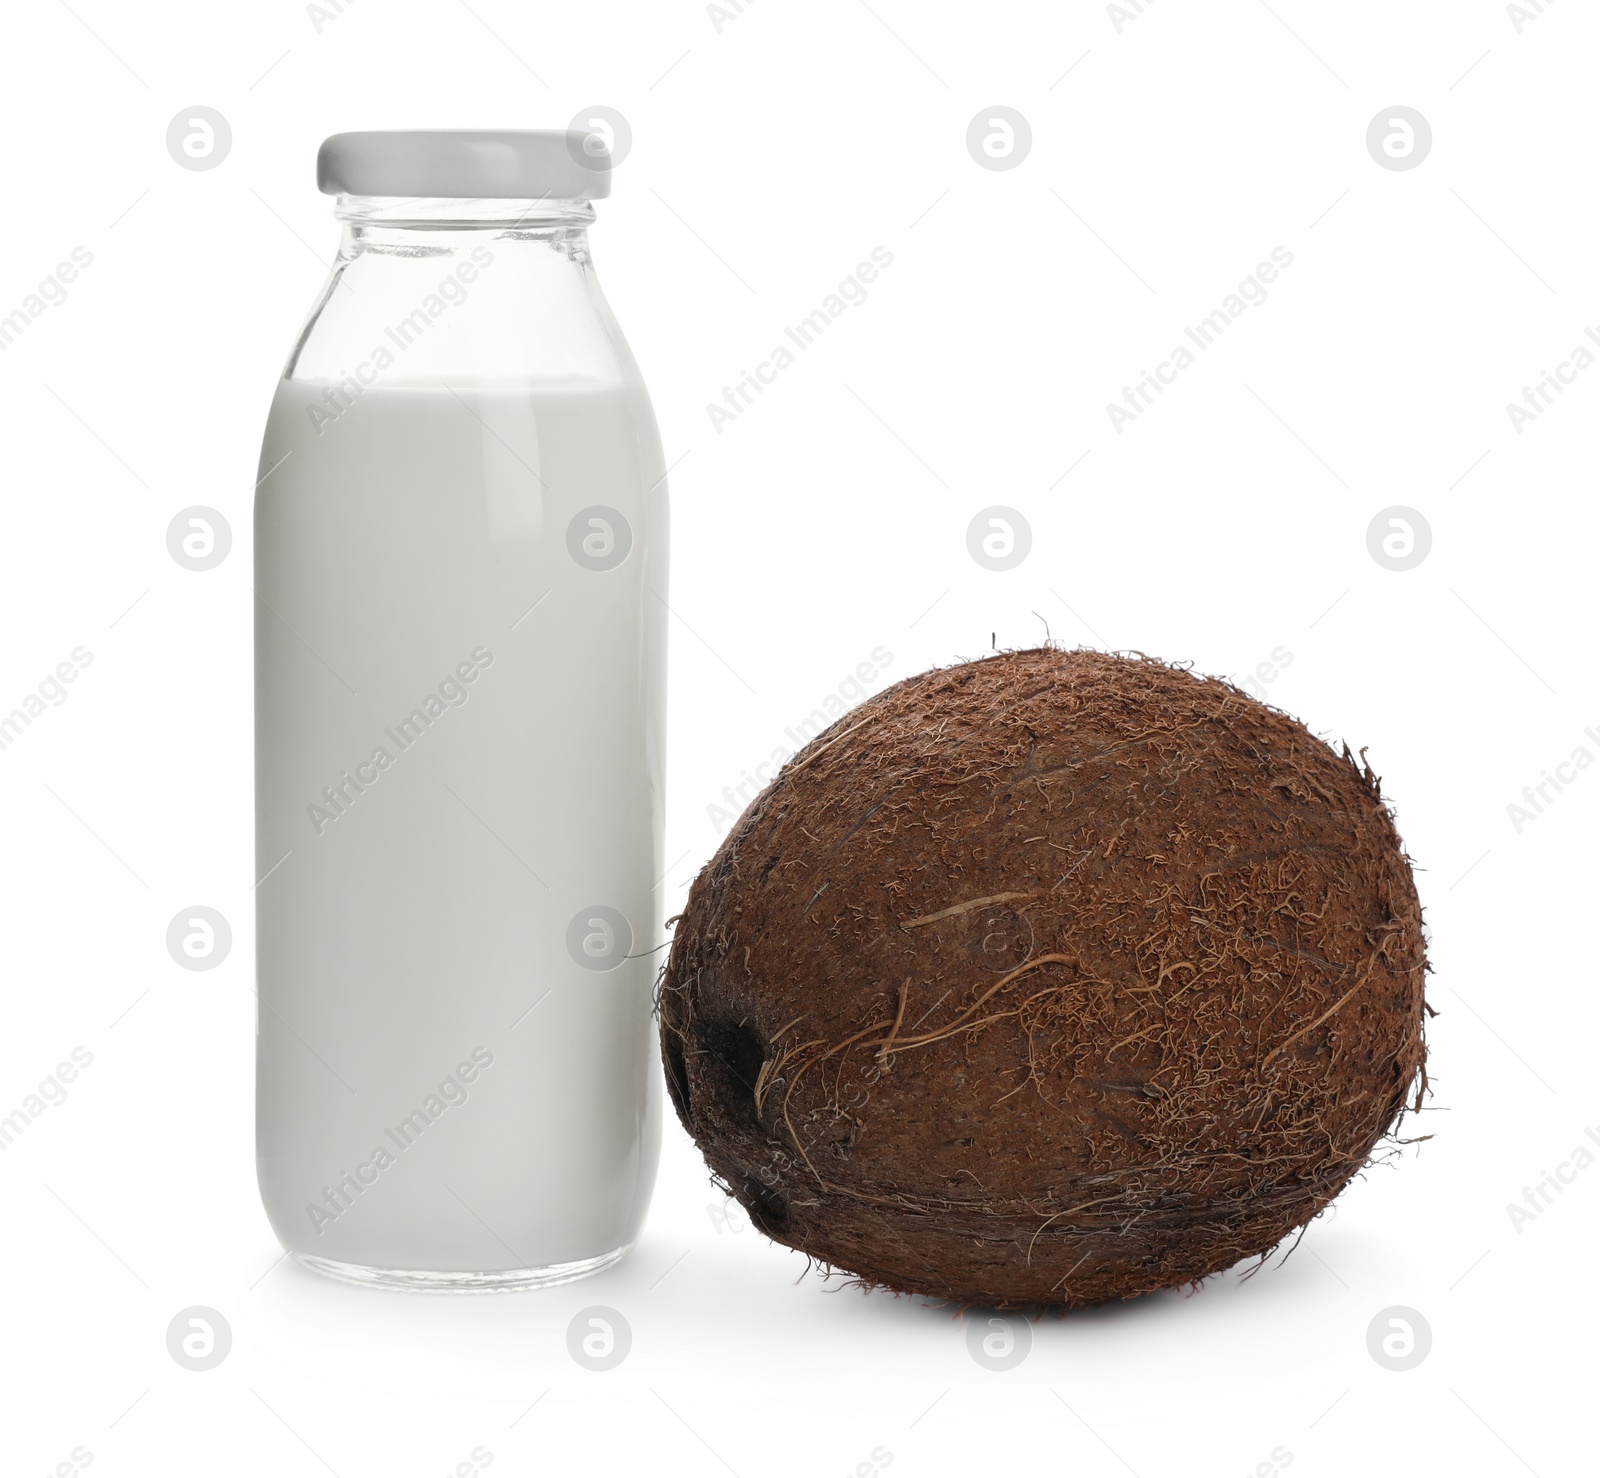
[660,648,1429,1308]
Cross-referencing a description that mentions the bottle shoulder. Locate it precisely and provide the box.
[283,236,643,389]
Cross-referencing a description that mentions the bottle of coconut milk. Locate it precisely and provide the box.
[253,131,666,1290]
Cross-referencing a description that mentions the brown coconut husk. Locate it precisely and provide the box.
[660,648,1430,1309]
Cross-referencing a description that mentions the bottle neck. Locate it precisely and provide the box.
[334,194,596,254]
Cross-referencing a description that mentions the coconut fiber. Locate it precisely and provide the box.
[660,648,1429,1308]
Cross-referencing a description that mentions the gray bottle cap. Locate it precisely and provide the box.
[317,130,612,200]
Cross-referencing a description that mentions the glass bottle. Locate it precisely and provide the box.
[253,131,666,1290]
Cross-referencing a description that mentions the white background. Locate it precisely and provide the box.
[1,1,1595,1474]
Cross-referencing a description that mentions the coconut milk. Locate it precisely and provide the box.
[254,379,666,1287]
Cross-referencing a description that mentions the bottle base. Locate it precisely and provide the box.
[292,1242,632,1294]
